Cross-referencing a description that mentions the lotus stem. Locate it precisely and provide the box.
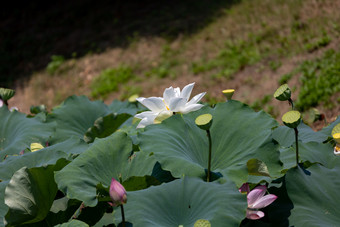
[294,128,299,166]
[120,205,126,227]
[288,98,294,110]
[207,129,212,182]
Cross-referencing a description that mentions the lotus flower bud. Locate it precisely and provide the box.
[282,110,301,128]
[274,84,291,101]
[109,178,127,206]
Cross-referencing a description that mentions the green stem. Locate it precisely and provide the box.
[207,129,212,182]
[288,98,294,110]
[294,128,299,166]
[120,205,126,227]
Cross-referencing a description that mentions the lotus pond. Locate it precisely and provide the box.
[0,84,339,227]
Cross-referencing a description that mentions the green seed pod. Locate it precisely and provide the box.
[194,219,211,227]
[274,84,291,101]
[331,123,340,144]
[0,88,15,101]
[282,110,301,128]
[128,94,138,103]
[222,89,235,101]
[195,114,213,131]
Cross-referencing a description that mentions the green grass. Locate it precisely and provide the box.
[46,55,65,75]
[145,44,179,78]
[191,39,261,79]
[304,33,331,52]
[91,66,135,98]
[292,49,340,111]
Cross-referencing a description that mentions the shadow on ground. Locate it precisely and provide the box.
[0,0,239,87]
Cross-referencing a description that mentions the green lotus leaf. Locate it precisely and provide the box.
[47,95,111,143]
[55,219,89,227]
[4,159,68,226]
[0,88,15,101]
[279,141,335,170]
[0,137,87,224]
[272,123,327,147]
[83,113,132,143]
[319,116,340,137]
[286,164,340,226]
[55,132,156,206]
[0,107,55,160]
[114,177,247,226]
[22,198,82,227]
[108,99,146,115]
[139,101,282,186]
[93,212,114,227]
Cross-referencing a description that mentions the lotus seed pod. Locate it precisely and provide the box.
[282,110,301,128]
[331,123,340,144]
[195,114,213,130]
[274,84,291,101]
[128,94,139,103]
[30,143,44,152]
[0,88,15,101]
[194,219,211,227]
[222,89,235,101]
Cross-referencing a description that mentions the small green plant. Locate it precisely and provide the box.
[46,55,65,74]
[304,34,331,52]
[91,66,135,98]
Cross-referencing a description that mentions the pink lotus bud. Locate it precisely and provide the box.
[109,178,127,207]
[239,183,277,220]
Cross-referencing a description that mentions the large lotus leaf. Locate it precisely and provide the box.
[272,123,327,148]
[139,101,282,186]
[279,141,335,170]
[47,95,111,143]
[319,116,340,137]
[108,99,147,115]
[286,163,340,226]
[55,132,156,206]
[0,138,86,224]
[4,159,68,226]
[0,107,55,160]
[55,219,89,227]
[83,113,132,143]
[114,177,247,226]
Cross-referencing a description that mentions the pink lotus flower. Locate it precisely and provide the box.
[239,183,277,220]
[109,178,127,207]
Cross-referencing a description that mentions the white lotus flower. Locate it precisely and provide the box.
[134,83,206,128]
[0,99,3,107]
